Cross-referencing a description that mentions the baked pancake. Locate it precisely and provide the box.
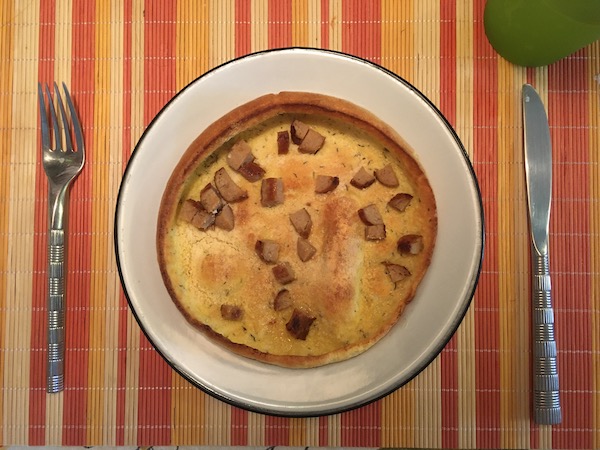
[157,92,437,368]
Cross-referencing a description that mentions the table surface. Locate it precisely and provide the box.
[1,1,598,448]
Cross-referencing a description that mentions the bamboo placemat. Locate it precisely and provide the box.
[1,0,598,448]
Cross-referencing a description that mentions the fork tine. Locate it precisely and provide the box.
[38,83,51,150]
[53,82,74,153]
[62,82,84,156]
[44,84,62,152]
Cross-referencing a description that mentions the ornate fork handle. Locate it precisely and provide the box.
[47,183,70,393]
[531,249,562,424]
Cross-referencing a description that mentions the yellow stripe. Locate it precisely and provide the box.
[251,0,268,52]
[210,0,235,67]
[328,0,342,52]
[381,0,413,79]
[4,0,41,443]
[0,0,15,440]
[292,0,309,47]
[306,0,322,47]
[203,394,231,446]
[123,0,146,444]
[589,41,600,450]
[177,0,209,89]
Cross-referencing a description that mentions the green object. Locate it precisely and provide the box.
[484,0,600,67]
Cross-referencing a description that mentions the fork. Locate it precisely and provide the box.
[38,82,85,393]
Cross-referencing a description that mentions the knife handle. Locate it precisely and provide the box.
[531,250,561,424]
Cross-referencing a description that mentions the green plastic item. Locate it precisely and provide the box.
[484,0,600,67]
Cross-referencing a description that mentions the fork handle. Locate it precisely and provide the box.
[531,250,561,424]
[47,228,65,393]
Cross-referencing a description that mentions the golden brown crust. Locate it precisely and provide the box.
[157,92,437,368]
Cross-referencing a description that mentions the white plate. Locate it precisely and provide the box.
[115,48,483,416]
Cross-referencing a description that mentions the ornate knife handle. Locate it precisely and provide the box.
[531,251,561,424]
[47,228,65,393]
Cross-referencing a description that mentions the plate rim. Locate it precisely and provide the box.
[114,47,485,417]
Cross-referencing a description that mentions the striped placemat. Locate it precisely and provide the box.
[1,1,598,448]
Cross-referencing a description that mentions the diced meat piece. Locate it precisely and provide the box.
[215,203,234,231]
[383,262,411,283]
[227,140,255,171]
[214,168,248,203]
[358,204,384,225]
[365,224,386,241]
[179,199,215,230]
[350,167,376,189]
[289,208,312,238]
[290,120,309,145]
[272,262,296,284]
[191,209,215,230]
[388,193,413,212]
[238,160,265,182]
[179,199,203,223]
[298,129,325,154]
[374,164,399,187]
[200,183,224,213]
[286,308,316,340]
[297,238,317,262]
[277,131,290,154]
[220,304,243,321]
[314,175,339,194]
[273,289,292,311]
[255,239,280,264]
[397,234,424,255]
[260,177,284,207]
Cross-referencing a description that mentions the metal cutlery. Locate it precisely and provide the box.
[522,83,562,424]
[38,82,85,393]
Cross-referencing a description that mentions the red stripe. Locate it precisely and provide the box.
[473,0,500,448]
[319,415,328,446]
[268,0,292,48]
[136,1,177,444]
[548,52,592,450]
[29,0,57,443]
[439,1,459,447]
[320,0,329,49]
[341,0,382,63]
[60,0,95,444]
[340,402,381,447]
[115,0,134,445]
[264,415,290,445]
[235,0,251,57]
[230,407,248,445]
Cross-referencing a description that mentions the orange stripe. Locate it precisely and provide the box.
[86,0,111,443]
[291,0,308,47]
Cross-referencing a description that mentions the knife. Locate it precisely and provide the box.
[522,83,562,425]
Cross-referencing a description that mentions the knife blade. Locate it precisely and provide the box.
[522,83,562,425]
